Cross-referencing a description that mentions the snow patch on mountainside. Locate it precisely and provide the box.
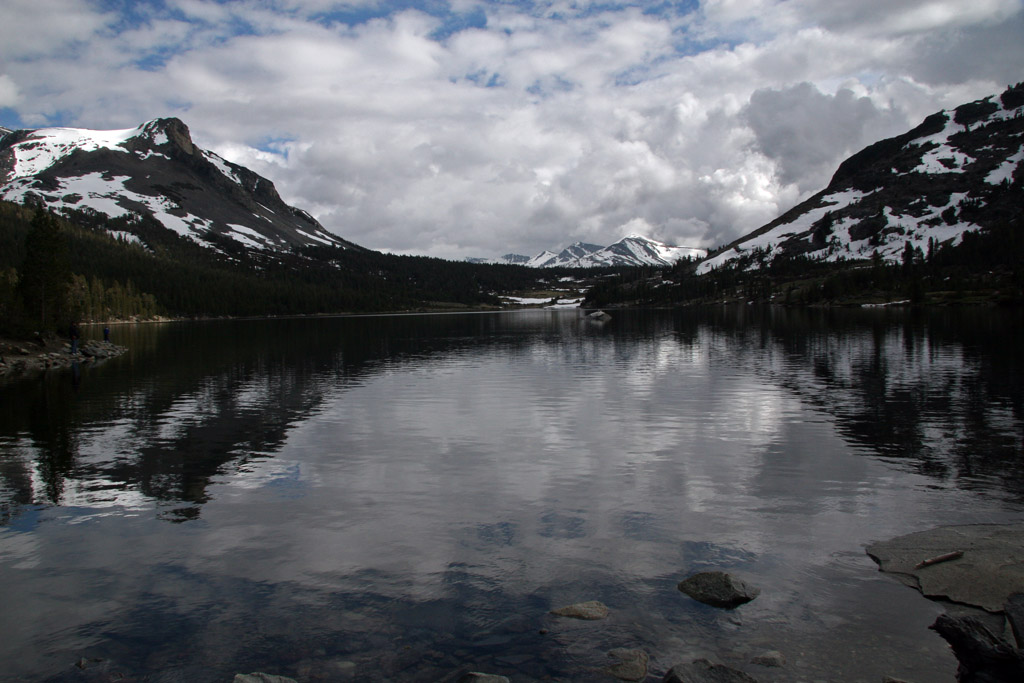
[107,230,145,247]
[986,147,1024,184]
[3,170,212,244]
[203,149,243,186]
[2,126,137,179]
[227,223,273,249]
[526,250,559,267]
[697,190,872,274]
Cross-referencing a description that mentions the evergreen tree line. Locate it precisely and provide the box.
[0,200,562,336]
[1,205,166,335]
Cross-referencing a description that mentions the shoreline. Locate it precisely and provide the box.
[0,337,127,378]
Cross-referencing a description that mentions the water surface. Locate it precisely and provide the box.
[1,307,1023,682]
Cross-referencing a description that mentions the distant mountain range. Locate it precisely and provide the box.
[0,117,707,270]
[0,118,361,254]
[3,82,1020,287]
[470,235,707,268]
[698,83,1024,274]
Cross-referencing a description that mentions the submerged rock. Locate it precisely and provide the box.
[457,673,511,683]
[233,674,298,683]
[605,648,649,681]
[677,571,760,609]
[664,658,758,682]
[866,523,1024,613]
[550,600,609,620]
[750,650,785,668]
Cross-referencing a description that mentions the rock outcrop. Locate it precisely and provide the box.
[677,572,760,609]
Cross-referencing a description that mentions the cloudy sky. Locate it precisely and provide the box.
[2,0,1022,259]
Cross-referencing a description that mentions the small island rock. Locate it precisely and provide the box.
[550,600,609,620]
[677,571,760,609]
[664,659,758,683]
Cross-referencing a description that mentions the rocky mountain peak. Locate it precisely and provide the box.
[137,117,196,156]
[0,117,361,255]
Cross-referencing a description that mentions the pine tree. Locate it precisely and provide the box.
[18,210,71,331]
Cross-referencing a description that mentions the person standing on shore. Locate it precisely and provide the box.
[69,321,80,354]
[103,324,110,342]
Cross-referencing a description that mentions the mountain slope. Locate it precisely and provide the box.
[0,118,360,254]
[697,84,1024,275]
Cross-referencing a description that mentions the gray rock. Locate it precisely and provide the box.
[677,571,760,609]
[550,600,609,620]
[457,674,510,683]
[866,523,1024,612]
[1006,593,1024,648]
[233,674,298,683]
[930,612,1024,682]
[606,648,649,681]
[750,650,784,668]
[664,659,758,683]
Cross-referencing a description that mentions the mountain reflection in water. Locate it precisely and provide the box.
[0,307,1021,682]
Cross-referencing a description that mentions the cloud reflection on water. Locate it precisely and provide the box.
[0,308,1022,681]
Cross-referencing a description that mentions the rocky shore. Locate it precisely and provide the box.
[868,523,1024,681]
[0,337,127,377]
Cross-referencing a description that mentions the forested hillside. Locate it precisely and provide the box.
[0,200,554,336]
[584,214,1024,307]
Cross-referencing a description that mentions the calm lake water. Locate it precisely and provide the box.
[1,307,1023,682]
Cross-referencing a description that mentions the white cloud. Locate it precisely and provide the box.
[0,0,113,61]
[796,0,1023,35]
[2,0,1021,258]
[0,75,20,108]
[743,82,908,193]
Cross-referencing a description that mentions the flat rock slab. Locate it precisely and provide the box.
[866,523,1024,613]
[550,600,609,620]
[677,571,760,609]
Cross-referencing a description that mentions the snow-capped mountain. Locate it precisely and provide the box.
[485,236,706,268]
[533,242,604,267]
[0,118,360,253]
[698,83,1024,274]
[584,235,706,268]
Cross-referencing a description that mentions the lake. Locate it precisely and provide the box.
[1,307,1022,682]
